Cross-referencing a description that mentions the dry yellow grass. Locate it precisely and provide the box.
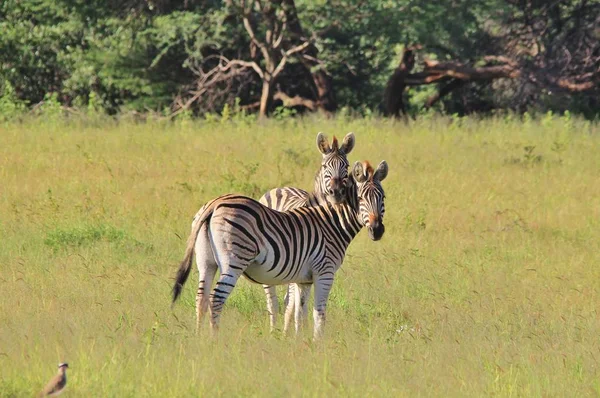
[0,113,599,396]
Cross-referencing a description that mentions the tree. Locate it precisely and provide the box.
[173,0,316,118]
[383,0,599,116]
[1,0,597,118]
[173,0,406,117]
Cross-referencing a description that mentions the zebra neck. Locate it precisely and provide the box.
[345,177,359,213]
[340,177,362,242]
[313,175,362,245]
[326,202,363,245]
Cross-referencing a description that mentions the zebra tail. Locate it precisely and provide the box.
[171,205,214,304]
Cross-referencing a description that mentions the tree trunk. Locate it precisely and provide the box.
[259,78,273,118]
[383,47,417,120]
[282,0,336,113]
[313,71,336,114]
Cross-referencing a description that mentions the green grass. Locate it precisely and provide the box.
[1,114,599,396]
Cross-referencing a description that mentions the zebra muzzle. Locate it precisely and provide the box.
[328,178,347,204]
[368,221,385,241]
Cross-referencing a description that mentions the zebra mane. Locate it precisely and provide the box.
[312,166,327,199]
[345,174,359,212]
[304,190,330,207]
[362,161,375,178]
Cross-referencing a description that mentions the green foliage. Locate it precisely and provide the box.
[272,105,297,120]
[0,0,596,117]
[0,79,27,121]
[38,92,63,122]
[0,1,231,114]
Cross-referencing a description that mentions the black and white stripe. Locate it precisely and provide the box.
[172,160,388,340]
[258,132,355,331]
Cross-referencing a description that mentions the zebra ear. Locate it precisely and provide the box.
[373,161,388,182]
[352,161,367,182]
[316,132,331,155]
[340,132,355,155]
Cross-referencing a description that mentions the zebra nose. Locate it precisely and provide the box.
[329,178,340,195]
[368,214,380,228]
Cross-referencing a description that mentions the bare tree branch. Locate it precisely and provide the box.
[272,40,311,78]
[273,91,316,110]
[172,55,258,116]
[242,9,270,61]
[423,79,466,109]
[273,20,287,49]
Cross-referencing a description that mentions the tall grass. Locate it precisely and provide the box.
[1,113,599,396]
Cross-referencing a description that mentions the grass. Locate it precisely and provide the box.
[0,113,599,396]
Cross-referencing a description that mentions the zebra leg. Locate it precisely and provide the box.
[299,284,312,329]
[196,264,217,334]
[313,273,334,341]
[294,284,311,335]
[194,222,218,334]
[263,284,279,332]
[283,287,290,309]
[209,271,241,333]
[283,284,296,336]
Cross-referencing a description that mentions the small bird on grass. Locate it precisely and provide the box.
[39,363,69,397]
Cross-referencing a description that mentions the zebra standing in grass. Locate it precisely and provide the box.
[172,160,388,340]
[259,132,355,331]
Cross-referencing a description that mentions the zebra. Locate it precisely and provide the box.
[171,160,388,340]
[259,132,355,331]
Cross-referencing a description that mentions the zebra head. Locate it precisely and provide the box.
[352,160,388,241]
[316,132,355,205]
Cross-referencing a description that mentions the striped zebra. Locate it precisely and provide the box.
[171,160,388,340]
[259,132,355,331]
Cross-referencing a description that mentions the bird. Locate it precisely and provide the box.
[39,363,68,397]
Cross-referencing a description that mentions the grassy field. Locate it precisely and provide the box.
[1,113,599,396]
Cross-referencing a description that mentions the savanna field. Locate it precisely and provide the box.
[1,114,599,396]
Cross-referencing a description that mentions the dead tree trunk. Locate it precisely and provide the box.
[383,46,417,120]
[384,45,598,117]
